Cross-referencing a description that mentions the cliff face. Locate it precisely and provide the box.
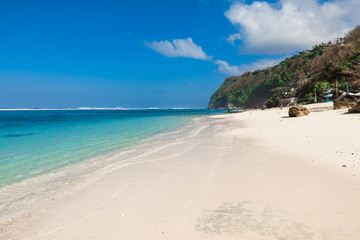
[209,26,360,109]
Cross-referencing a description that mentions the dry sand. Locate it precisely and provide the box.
[1,103,360,240]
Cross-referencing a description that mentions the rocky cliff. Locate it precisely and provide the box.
[209,26,360,109]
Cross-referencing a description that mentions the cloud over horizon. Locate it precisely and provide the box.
[145,0,360,77]
[146,37,282,76]
[226,0,360,54]
[145,38,211,60]
[226,33,241,45]
[214,58,282,75]
[214,60,242,75]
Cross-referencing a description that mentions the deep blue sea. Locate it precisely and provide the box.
[0,109,225,189]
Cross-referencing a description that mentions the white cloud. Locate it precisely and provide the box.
[226,33,242,45]
[146,37,282,76]
[243,58,283,71]
[215,60,242,75]
[225,0,360,54]
[145,38,211,60]
[215,58,282,75]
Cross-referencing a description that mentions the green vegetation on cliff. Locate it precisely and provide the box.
[209,26,360,109]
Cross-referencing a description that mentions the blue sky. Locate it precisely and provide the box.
[1,0,359,108]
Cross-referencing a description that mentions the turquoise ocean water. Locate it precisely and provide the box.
[0,109,224,189]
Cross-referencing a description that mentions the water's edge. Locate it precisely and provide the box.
[0,115,213,223]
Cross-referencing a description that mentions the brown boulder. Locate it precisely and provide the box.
[333,94,358,109]
[349,102,360,113]
[288,106,310,117]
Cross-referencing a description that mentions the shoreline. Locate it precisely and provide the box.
[2,104,360,239]
[0,116,206,221]
[0,109,220,190]
[0,116,207,224]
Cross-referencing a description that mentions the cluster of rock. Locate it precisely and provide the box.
[285,92,360,117]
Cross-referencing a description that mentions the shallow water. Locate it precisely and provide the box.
[0,109,225,188]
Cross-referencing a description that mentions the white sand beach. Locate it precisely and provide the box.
[2,103,360,240]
